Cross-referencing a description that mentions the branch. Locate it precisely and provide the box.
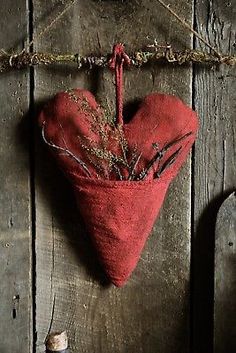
[42,123,91,178]
[155,146,182,178]
[0,45,235,72]
[136,132,192,181]
[128,152,142,181]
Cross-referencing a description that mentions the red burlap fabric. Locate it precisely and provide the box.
[39,89,198,286]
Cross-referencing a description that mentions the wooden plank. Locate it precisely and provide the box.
[0,1,32,352]
[215,192,236,353]
[34,1,194,352]
[193,1,236,352]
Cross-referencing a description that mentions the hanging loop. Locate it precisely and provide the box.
[109,44,131,125]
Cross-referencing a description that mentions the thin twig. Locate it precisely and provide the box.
[42,123,91,177]
[113,164,123,181]
[47,294,56,337]
[155,146,182,178]
[136,132,192,180]
[161,131,192,154]
[128,152,142,180]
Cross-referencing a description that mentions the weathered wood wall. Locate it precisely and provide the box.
[34,1,193,352]
[193,1,236,352]
[0,1,32,352]
[0,1,235,353]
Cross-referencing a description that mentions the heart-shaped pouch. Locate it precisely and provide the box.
[39,87,198,286]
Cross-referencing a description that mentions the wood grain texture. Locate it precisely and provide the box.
[0,1,32,352]
[193,1,236,352]
[215,192,236,353]
[34,1,194,352]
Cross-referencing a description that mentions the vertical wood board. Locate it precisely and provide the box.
[193,1,236,352]
[0,1,32,352]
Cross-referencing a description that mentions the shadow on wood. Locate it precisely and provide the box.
[17,98,110,287]
[192,189,235,353]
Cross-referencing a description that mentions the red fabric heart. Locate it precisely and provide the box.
[39,88,198,286]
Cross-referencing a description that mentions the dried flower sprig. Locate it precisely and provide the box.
[41,91,192,181]
[42,117,192,182]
